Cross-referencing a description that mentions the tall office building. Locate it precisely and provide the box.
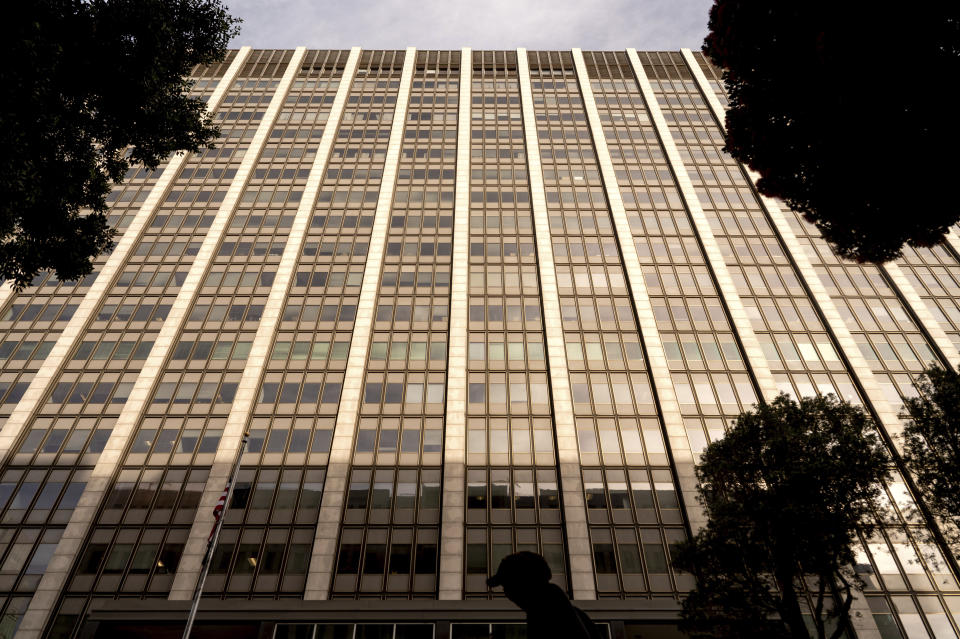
[0,47,959,639]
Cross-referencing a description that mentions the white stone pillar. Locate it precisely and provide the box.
[569,49,705,531]
[679,47,905,444]
[0,284,13,322]
[883,262,959,364]
[168,47,362,600]
[438,47,472,601]
[680,48,902,639]
[304,47,417,600]
[0,48,252,465]
[14,45,315,639]
[625,49,779,409]
[516,47,595,600]
[946,230,960,269]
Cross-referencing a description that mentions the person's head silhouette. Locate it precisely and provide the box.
[486,551,552,611]
[488,552,601,639]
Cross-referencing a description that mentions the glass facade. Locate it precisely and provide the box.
[0,47,958,639]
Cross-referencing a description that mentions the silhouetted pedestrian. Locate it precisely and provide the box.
[487,551,603,639]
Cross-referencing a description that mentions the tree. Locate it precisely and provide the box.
[0,0,240,290]
[901,364,960,550]
[703,3,960,263]
[672,394,892,639]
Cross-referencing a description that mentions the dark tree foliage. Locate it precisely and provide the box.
[672,394,892,639]
[901,364,960,550]
[0,0,240,290]
[703,2,960,263]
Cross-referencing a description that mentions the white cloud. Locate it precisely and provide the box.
[225,0,713,50]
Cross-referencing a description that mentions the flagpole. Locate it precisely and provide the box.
[181,432,249,639]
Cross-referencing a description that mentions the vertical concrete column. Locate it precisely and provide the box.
[305,47,417,600]
[0,284,14,321]
[516,48,595,600]
[946,230,960,265]
[678,47,904,442]
[688,47,960,593]
[680,46,888,639]
[570,49,704,531]
[438,47,472,600]
[754,200,908,440]
[0,47,252,464]
[14,47,303,639]
[883,262,959,364]
[626,49,779,405]
[168,47,362,600]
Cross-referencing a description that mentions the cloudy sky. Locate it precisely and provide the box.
[225,0,714,50]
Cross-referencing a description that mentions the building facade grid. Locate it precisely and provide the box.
[0,48,958,639]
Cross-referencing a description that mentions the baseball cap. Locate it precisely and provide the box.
[486,551,552,588]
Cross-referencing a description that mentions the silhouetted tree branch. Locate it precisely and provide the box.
[901,364,960,552]
[672,394,892,638]
[703,2,960,263]
[0,0,240,289]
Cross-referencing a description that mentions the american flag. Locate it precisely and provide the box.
[209,481,231,541]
